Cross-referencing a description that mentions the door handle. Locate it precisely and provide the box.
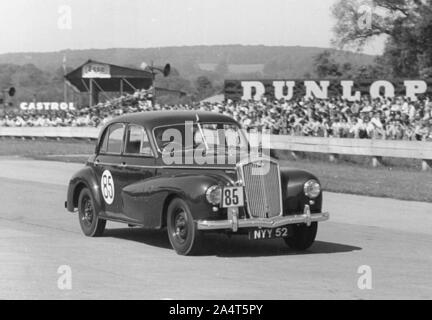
[119,162,128,168]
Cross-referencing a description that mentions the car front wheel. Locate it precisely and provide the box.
[78,188,106,237]
[167,198,203,256]
[284,222,318,251]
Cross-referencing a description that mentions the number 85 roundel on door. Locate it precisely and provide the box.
[101,170,115,205]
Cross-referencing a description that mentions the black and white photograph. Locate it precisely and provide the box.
[0,0,431,303]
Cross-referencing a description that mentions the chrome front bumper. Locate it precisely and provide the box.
[196,205,330,232]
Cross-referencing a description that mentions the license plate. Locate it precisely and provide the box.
[249,227,291,240]
[221,187,244,208]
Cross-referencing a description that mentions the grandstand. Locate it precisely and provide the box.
[1,89,431,141]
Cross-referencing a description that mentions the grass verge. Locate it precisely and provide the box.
[0,137,95,162]
[279,159,432,203]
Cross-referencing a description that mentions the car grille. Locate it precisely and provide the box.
[240,159,282,218]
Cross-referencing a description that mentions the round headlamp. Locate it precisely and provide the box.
[206,185,222,205]
[304,180,321,199]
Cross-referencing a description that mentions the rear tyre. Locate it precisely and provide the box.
[167,198,203,256]
[284,222,317,251]
[78,188,106,237]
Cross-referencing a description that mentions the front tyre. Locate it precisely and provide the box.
[167,198,203,256]
[284,222,318,251]
[78,188,106,237]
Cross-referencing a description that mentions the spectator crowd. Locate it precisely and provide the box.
[1,88,432,141]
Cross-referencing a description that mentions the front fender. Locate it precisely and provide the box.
[280,167,323,214]
[122,173,230,228]
[66,166,102,214]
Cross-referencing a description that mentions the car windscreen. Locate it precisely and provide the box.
[153,123,249,154]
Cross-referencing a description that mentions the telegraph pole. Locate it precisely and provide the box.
[1,90,6,114]
[63,55,68,104]
[147,62,171,106]
[150,61,156,106]
[64,80,68,104]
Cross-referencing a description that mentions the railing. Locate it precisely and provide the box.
[1,127,432,171]
[266,135,432,171]
[0,127,100,140]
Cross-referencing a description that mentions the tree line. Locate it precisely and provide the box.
[325,0,432,79]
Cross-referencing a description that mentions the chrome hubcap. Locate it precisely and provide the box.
[173,210,188,244]
[81,197,94,226]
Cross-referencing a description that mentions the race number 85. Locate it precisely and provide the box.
[101,170,115,205]
[222,187,244,208]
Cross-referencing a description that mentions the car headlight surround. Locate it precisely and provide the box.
[304,180,321,199]
[206,185,222,205]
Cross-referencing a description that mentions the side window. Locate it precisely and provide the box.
[99,123,125,154]
[99,129,109,153]
[141,130,154,156]
[125,125,154,157]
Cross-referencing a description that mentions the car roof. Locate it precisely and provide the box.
[107,111,239,129]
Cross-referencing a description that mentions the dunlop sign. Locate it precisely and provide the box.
[224,79,432,101]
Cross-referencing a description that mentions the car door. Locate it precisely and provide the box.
[93,122,127,216]
[121,124,157,225]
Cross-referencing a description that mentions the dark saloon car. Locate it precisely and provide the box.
[66,111,329,255]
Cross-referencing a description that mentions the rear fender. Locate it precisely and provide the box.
[67,167,103,214]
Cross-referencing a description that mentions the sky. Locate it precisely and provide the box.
[0,0,384,55]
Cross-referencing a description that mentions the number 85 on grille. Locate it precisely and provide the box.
[222,187,244,208]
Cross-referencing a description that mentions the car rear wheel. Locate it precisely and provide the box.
[78,188,106,237]
[167,198,203,256]
[284,222,318,251]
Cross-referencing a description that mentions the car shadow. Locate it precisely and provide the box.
[103,228,362,257]
[104,228,173,250]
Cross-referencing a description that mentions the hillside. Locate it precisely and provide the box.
[0,45,375,78]
[0,45,376,104]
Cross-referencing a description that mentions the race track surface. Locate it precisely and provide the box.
[0,157,431,299]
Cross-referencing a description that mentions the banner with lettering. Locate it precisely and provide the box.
[82,63,111,79]
[224,79,432,101]
[20,102,76,112]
